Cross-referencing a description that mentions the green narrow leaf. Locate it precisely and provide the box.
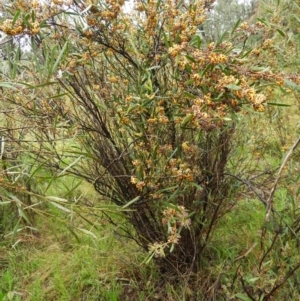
[235,293,254,301]
[267,102,291,107]
[163,32,170,48]
[226,84,241,91]
[175,0,184,9]
[40,19,47,28]
[276,29,285,37]
[214,92,224,101]
[166,186,180,202]
[190,34,201,49]
[8,193,22,204]
[158,185,179,193]
[185,63,192,73]
[152,144,159,161]
[240,48,252,59]
[47,92,68,99]
[64,150,98,160]
[259,294,265,301]
[62,180,82,198]
[147,65,160,71]
[143,251,155,264]
[184,79,194,85]
[48,45,57,75]
[11,47,21,79]
[183,91,196,99]
[7,193,31,224]
[201,63,213,76]
[65,226,80,243]
[0,82,18,89]
[167,147,178,161]
[58,156,83,176]
[22,14,31,27]
[256,18,270,27]
[10,219,21,243]
[216,31,228,47]
[19,82,58,89]
[231,18,241,35]
[185,54,196,63]
[18,207,31,224]
[248,277,260,283]
[250,66,270,72]
[47,196,68,202]
[0,136,5,160]
[181,114,194,127]
[122,196,140,209]
[292,14,300,23]
[195,130,202,142]
[12,10,21,26]
[31,9,35,22]
[49,201,72,213]
[33,53,43,79]
[77,228,97,239]
[81,4,92,14]
[64,11,80,17]
[0,201,11,205]
[44,174,56,193]
[75,211,99,228]
[174,29,180,44]
[27,160,48,183]
[128,32,141,57]
[52,41,68,74]
[284,79,300,91]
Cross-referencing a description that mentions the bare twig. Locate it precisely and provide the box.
[258,231,279,272]
[0,38,13,47]
[234,242,257,262]
[240,275,256,301]
[265,136,300,222]
[225,173,300,242]
[264,261,300,300]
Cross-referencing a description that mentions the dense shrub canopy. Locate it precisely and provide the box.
[1,0,300,299]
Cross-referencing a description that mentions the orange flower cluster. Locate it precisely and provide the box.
[0,0,73,36]
[0,19,24,35]
[162,206,191,246]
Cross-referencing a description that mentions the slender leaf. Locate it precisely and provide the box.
[49,201,72,213]
[284,79,300,91]
[227,84,240,91]
[12,10,21,26]
[122,196,140,209]
[235,293,254,301]
[58,156,83,176]
[46,196,68,203]
[77,228,97,239]
[52,41,68,74]
[267,102,291,107]
[181,114,194,127]
[276,29,285,37]
[231,18,241,35]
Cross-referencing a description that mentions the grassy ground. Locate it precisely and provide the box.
[0,211,145,301]
[1,196,298,300]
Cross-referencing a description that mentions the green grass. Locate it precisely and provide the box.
[1,172,299,300]
[0,219,125,301]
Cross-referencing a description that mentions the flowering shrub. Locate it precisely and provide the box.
[1,0,300,296]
